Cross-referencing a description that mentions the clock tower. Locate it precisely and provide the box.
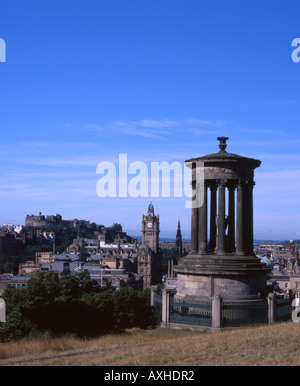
[141,201,159,252]
[138,202,162,290]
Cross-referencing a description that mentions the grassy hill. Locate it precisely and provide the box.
[0,321,299,366]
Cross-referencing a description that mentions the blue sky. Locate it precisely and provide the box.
[0,0,300,240]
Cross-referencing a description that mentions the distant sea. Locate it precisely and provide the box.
[132,235,190,243]
[132,236,290,244]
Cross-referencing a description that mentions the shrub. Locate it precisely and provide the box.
[0,273,156,341]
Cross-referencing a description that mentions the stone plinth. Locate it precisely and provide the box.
[175,253,269,300]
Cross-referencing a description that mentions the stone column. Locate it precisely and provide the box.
[244,181,254,256]
[0,298,6,323]
[166,291,170,325]
[227,182,235,253]
[236,180,245,255]
[198,181,208,255]
[190,181,198,254]
[268,293,276,324]
[217,179,226,255]
[212,295,222,330]
[161,289,170,328]
[209,183,217,253]
[150,285,158,307]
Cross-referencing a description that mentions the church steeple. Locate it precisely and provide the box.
[176,219,183,259]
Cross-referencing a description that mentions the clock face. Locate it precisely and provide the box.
[147,222,153,228]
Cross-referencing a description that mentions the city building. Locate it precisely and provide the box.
[25,212,63,228]
[1,204,163,293]
[0,274,31,296]
[141,201,159,252]
[138,202,162,290]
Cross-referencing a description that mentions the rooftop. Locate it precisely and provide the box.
[185,136,261,168]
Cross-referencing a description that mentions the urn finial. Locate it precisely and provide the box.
[217,136,229,151]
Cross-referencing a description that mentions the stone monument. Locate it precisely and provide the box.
[174,137,271,300]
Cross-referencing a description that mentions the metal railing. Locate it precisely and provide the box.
[169,298,212,326]
[276,298,292,321]
[153,292,162,311]
[153,289,293,329]
[221,299,268,328]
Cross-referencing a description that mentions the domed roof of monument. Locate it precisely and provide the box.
[185,137,261,168]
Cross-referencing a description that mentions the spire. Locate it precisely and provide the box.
[177,219,181,230]
[176,219,182,238]
[176,218,183,258]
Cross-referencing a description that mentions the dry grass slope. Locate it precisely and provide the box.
[1,321,300,366]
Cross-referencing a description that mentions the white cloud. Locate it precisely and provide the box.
[80,117,229,141]
[185,118,213,125]
[134,119,177,128]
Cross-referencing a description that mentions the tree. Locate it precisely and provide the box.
[58,271,97,301]
[0,271,156,341]
[25,271,60,308]
[112,287,155,330]
[0,307,36,342]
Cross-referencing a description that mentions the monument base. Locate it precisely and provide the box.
[174,253,271,300]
